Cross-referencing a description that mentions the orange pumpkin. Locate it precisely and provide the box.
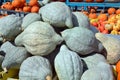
[31,6,39,13]
[21,0,26,3]
[12,0,22,8]
[96,0,104,2]
[23,5,31,12]
[108,8,116,15]
[116,9,120,14]
[86,0,94,2]
[89,13,98,19]
[116,61,120,73]
[1,4,6,9]
[5,4,14,10]
[29,0,38,7]
[98,13,108,21]
[118,72,120,80]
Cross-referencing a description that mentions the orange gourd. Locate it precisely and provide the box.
[118,72,120,80]
[29,0,38,7]
[86,0,94,2]
[31,6,39,13]
[108,8,116,15]
[23,5,31,12]
[21,0,26,3]
[116,61,120,73]
[89,13,98,19]
[116,9,120,14]
[98,11,108,21]
[12,0,22,8]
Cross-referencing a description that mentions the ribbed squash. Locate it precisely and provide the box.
[0,14,22,42]
[72,12,90,29]
[15,21,63,56]
[54,45,83,80]
[39,2,73,28]
[0,41,30,72]
[81,62,114,80]
[61,27,99,55]
[19,56,52,80]
[21,13,41,30]
[82,53,106,69]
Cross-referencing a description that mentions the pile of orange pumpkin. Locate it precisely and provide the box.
[83,7,120,35]
[0,0,40,13]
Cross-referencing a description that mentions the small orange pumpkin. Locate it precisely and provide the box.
[29,0,38,7]
[98,11,108,21]
[108,8,116,15]
[89,13,98,19]
[31,6,39,13]
[21,0,26,3]
[12,0,22,8]
[23,5,31,12]
[86,0,94,2]
[116,9,120,14]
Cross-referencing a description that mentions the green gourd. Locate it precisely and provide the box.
[15,21,63,56]
[19,56,52,80]
[54,45,83,80]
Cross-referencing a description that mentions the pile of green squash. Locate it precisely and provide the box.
[0,1,119,80]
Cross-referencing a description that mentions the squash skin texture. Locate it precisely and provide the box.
[95,33,120,64]
[39,2,73,28]
[1,41,29,70]
[72,12,90,29]
[0,15,22,41]
[82,53,106,69]
[19,56,52,80]
[61,27,99,55]
[55,45,83,80]
[22,13,41,30]
[81,62,114,80]
[15,21,63,56]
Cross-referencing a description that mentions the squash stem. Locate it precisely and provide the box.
[3,67,8,73]
[46,75,52,80]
